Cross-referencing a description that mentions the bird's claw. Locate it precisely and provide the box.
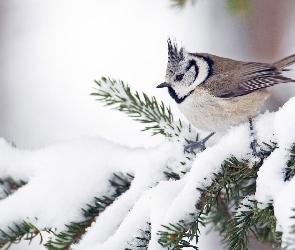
[184,133,215,153]
[184,141,206,153]
[250,140,264,159]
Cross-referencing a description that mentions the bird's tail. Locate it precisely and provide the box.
[274,54,295,71]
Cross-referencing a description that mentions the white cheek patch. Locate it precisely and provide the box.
[174,56,209,98]
[183,66,196,86]
[194,56,210,86]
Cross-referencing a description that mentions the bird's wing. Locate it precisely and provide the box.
[205,62,295,98]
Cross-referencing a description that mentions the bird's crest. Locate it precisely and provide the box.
[167,38,186,75]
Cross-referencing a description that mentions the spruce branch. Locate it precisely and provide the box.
[170,0,253,14]
[44,173,134,250]
[285,208,295,249]
[226,201,281,250]
[0,177,27,200]
[170,0,197,9]
[92,77,198,185]
[91,77,196,141]
[0,221,42,249]
[0,188,131,250]
[158,156,254,248]
[260,141,279,158]
[158,142,278,249]
[91,77,173,136]
[253,205,281,246]
[284,143,295,181]
[279,145,295,248]
[157,219,203,249]
[125,222,151,250]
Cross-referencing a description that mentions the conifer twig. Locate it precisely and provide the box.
[44,173,134,250]
[91,77,196,142]
[158,142,279,249]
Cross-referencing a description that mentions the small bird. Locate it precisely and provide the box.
[157,38,295,154]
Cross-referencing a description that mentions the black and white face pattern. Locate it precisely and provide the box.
[165,39,210,102]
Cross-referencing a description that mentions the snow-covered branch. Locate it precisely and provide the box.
[1,78,295,249]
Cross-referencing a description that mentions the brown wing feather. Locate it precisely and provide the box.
[274,54,295,70]
[204,61,295,98]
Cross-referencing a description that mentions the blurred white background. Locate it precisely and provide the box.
[1,0,295,149]
[1,0,295,249]
[0,0,212,149]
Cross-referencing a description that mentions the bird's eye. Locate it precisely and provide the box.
[175,74,184,81]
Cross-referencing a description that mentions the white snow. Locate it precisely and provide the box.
[162,123,251,226]
[235,194,255,222]
[0,135,192,249]
[2,95,295,249]
[274,97,295,149]
[1,0,295,249]
[1,96,295,249]
[255,97,295,248]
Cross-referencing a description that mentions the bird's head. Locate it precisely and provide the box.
[157,38,211,103]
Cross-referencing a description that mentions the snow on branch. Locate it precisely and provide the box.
[44,173,134,249]
[0,135,194,249]
[1,78,295,249]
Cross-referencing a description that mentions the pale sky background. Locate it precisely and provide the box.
[1,1,295,249]
[0,0,275,149]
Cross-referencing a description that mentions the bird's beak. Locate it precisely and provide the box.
[156,82,170,88]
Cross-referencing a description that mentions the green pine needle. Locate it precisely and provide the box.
[158,142,278,249]
[0,221,42,249]
[44,173,134,250]
[92,77,189,138]
[284,143,295,181]
[0,177,27,200]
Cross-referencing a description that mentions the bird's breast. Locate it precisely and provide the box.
[177,88,269,132]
